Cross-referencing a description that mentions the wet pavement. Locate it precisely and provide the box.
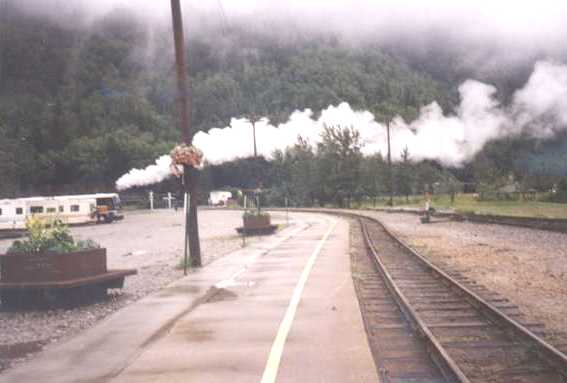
[0,213,377,383]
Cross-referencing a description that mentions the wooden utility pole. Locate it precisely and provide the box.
[249,114,260,157]
[171,0,202,271]
[386,120,394,206]
[252,120,258,157]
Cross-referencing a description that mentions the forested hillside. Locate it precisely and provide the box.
[0,5,451,196]
[1,3,566,203]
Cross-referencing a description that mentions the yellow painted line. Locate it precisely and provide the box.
[261,219,337,383]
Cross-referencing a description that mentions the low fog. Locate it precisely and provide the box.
[6,0,567,188]
[11,0,567,89]
[10,0,567,59]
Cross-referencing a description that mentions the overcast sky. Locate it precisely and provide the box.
[13,0,567,45]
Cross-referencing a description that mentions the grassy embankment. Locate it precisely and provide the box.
[359,194,567,219]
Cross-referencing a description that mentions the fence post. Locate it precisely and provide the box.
[167,192,173,209]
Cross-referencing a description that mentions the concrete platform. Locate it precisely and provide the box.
[0,213,378,383]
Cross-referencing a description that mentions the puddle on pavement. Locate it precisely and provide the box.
[183,327,215,342]
[155,285,202,297]
[0,339,49,372]
[205,287,238,303]
[174,321,215,342]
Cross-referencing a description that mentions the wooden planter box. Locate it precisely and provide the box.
[243,215,271,230]
[0,248,107,283]
[237,215,277,236]
[0,249,136,309]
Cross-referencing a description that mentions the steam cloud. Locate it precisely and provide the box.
[115,155,173,191]
[387,80,509,166]
[513,61,567,136]
[195,61,567,165]
[115,61,567,189]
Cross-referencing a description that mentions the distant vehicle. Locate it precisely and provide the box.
[209,191,233,206]
[0,193,123,231]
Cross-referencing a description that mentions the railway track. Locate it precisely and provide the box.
[356,216,567,383]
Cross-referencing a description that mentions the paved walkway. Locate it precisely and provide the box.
[0,213,377,383]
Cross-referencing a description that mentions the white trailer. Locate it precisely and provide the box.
[0,193,122,231]
[0,199,27,231]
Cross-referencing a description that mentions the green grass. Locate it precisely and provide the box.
[358,194,567,220]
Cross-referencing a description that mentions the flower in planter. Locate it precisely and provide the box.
[7,217,100,255]
[170,143,204,176]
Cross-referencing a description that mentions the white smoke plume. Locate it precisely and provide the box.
[513,61,567,136]
[192,104,378,163]
[195,60,567,166]
[115,155,172,191]
[387,80,510,166]
[116,60,567,189]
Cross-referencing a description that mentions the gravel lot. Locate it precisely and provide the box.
[0,209,286,372]
[3,208,566,372]
[362,211,567,346]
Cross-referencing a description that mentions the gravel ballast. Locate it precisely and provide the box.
[361,211,567,347]
[0,209,285,373]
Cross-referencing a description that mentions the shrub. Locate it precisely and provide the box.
[6,217,101,255]
[76,239,101,251]
[242,210,270,218]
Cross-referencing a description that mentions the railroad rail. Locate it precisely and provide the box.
[374,207,567,234]
[358,215,567,382]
